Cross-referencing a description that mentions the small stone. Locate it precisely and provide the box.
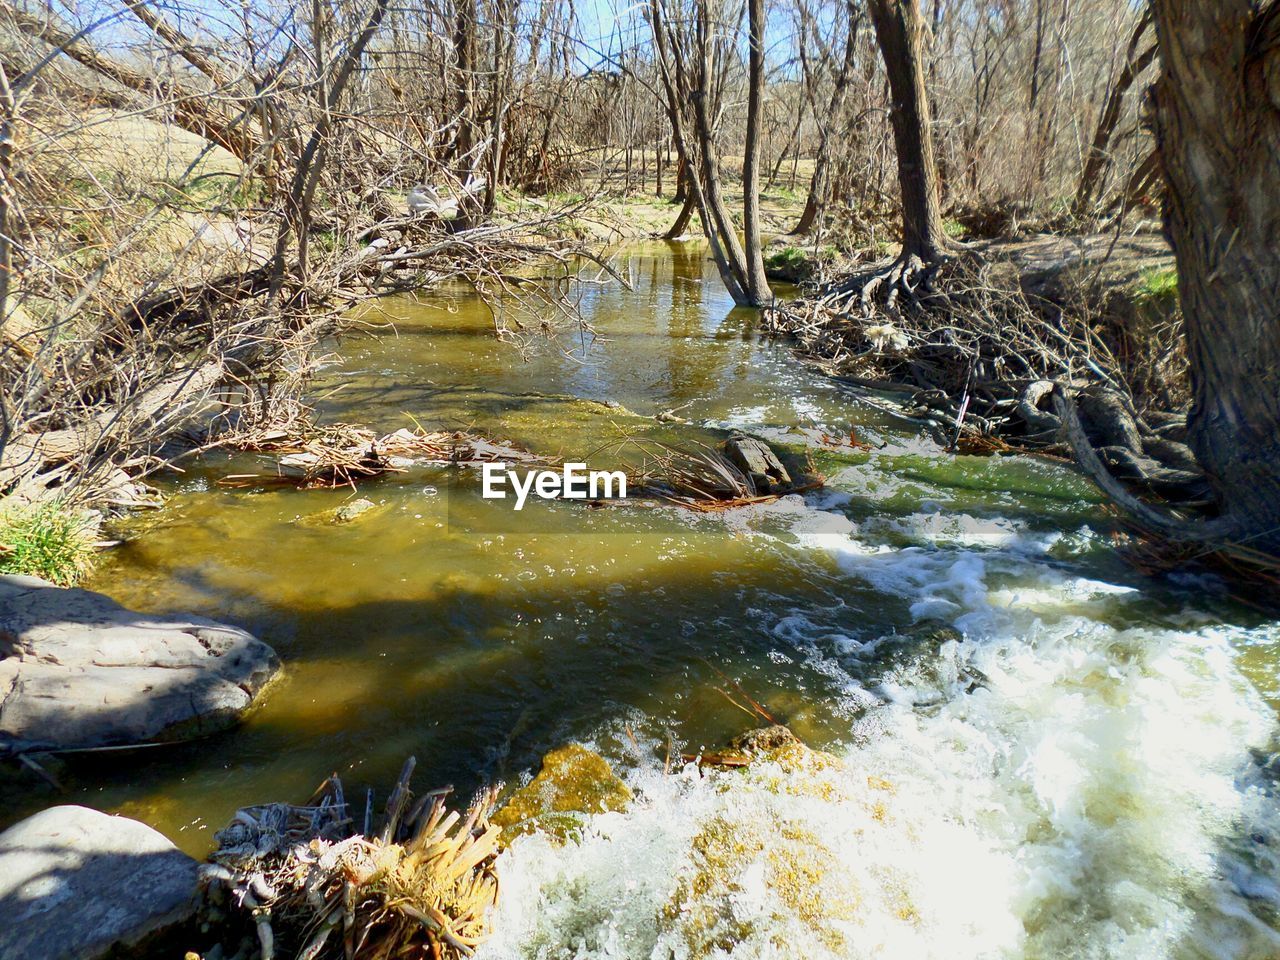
[727,724,836,774]
[332,498,377,523]
[298,498,379,526]
[729,724,802,754]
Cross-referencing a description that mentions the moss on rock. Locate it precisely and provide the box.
[491,743,633,843]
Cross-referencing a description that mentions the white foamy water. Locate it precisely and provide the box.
[477,494,1280,960]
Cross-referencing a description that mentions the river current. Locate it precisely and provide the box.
[9,242,1280,958]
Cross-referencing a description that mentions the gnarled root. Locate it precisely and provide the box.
[854,251,947,316]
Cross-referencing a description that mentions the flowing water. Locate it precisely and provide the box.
[7,242,1280,958]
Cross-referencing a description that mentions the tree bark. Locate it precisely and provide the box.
[740,0,771,302]
[867,0,947,261]
[1147,0,1280,555]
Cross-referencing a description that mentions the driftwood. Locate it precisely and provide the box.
[623,435,822,510]
[203,759,502,960]
[224,424,544,488]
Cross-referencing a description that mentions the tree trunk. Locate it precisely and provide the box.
[664,193,696,238]
[673,154,689,203]
[648,0,768,306]
[867,0,947,261]
[740,0,771,302]
[791,160,825,236]
[451,0,481,225]
[1148,0,1280,555]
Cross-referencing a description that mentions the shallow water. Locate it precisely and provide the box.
[7,242,1280,958]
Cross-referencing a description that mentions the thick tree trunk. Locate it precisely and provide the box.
[1148,0,1280,555]
[867,0,947,261]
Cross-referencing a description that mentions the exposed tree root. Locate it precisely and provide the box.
[762,246,1280,588]
[851,251,948,316]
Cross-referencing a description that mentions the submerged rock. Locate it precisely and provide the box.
[299,497,380,526]
[0,805,198,960]
[491,743,633,842]
[0,574,280,754]
[726,725,839,775]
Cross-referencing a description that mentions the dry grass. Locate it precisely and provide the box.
[204,759,502,960]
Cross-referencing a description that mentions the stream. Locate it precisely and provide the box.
[8,242,1280,958]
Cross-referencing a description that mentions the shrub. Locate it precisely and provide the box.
[0,500,97,586]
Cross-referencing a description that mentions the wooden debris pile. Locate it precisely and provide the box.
[628,437,823,512]
[762,253,1107,450]
[200,759,501,960]
[223,424,542,488]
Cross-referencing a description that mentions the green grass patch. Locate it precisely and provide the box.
[0,500,97,586]
[765,246,809,272]
[943,218,967,240]
[1134,267,1179,310]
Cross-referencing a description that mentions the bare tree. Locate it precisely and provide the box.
[791,0,860,235]
[1073,11,1156,220]
[648,0,769,306]
[867,0,948,267]
[738,0,770,300]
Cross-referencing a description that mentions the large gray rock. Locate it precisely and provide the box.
[0,575,279,754]
[0,805,198,960]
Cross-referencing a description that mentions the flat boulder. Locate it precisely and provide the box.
[0,574,279,754]
[0,805,198,960]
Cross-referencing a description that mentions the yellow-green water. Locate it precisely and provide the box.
[6,243,1280,958]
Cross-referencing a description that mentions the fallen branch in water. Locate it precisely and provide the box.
[219,422,544,489]
[615,436,824,511]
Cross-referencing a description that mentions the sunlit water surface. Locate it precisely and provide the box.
[6,242,1280,959]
